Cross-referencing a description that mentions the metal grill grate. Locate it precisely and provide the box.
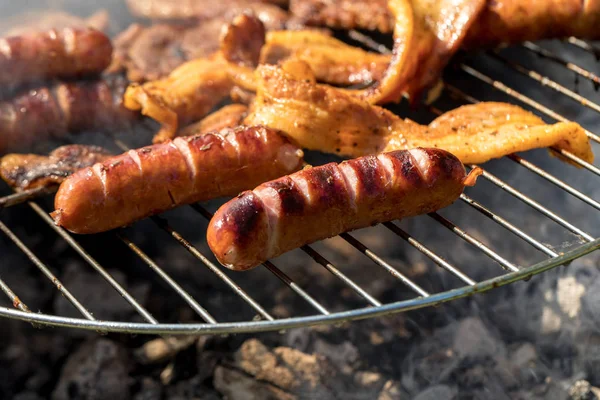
[0,33,599,335]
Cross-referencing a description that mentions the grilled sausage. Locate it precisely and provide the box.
[0,76,135,154]
[207,148,480,270]
[0,27,112,91]
[51,126,304,234]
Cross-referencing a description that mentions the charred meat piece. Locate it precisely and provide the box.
[52,126,304,234]
[0,27,113,92]
[0,75,137,154]
[108,21,224,82]
[208,148,481,270]
[290,0,394,33]
[0,145,112,190]
[220,13,266,67]
[245,63,593,165]
[126,0,289,29]
[291,0,600,46]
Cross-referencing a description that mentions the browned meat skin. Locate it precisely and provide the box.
[291,0,600,45]
[52,126,304,234]
[126,0,289,30]
[0,145,112,190]
[0,27,113,92]
[0,10,109,36]
[179,104,249,137]
[207,148,476,270]
[220,13,266,67]
[0,76,137,154]
[290,0,394,33]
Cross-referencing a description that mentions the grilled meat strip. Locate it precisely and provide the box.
[0,76,136,154]
[260,30,390,86]
[0,145,112,190]
[245,63,593,165]
[208,148,481,270]
[179,104,249,137]
[0,27,113,92]
[52,126,304,234]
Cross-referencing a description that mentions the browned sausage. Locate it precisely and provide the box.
[51,126,304,234]
[0,75,135,154]
[207,148,480,271]
[0,27,112,91]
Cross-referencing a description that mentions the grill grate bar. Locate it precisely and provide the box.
[0,219,96,320]
[567,37,600,57]
[523,41,600,86]
[459,63,600,144]
[190,204,330,315]
[0,187,56,209]
[459,194,558,258]
[489,51,600,115]
[0,276,30,312]
[339,232,430,297]
[116,232,218,324]
[507,154,600,211]
[301,245,382,307]
[151,216,275,321]
[28,202,159,324]
[429,212,520,272]
[383,221,477,285]
[261,260,330,315]
[472,167,594,241]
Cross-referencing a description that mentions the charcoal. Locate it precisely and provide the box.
[452,317,506,361]
[413,385,457,400]
[510,343,538,369]
[132,378,162,400]
[569,380,595,400]
[13,392,45,400]
[165,375,221,400]
[52,339,130,400]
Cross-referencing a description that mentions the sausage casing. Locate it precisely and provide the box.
[207,148,475,270]
[51,126,304,234]
[0,27,112,90]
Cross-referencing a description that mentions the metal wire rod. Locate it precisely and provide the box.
[566,37,600,55]
[0,187,57,209]
[0,220,96,320]
[151,216,275,321]
[458,194,558,258]
[116,232,218,324]
[28,202,159,324]
[428,212,520,272]
[471,168,594,242]
[489,51,600,114]
[507,154,600,211]
[339,232,430,297]
[523,41,600,87]
[301,245,382,307]
[0,276,30,313]
[382,222,477,285]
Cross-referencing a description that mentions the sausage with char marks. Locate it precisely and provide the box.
[207,148,480,270]
[51,126,304,234]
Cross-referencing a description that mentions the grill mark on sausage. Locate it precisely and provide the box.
[346,156,385,196]
[264,177,305,215]
[92,163,108,203]
[227,191,265,249]
[302,163,350,208]
[223,129,242,162]
[382,151,425,188]
[173,138,196,184]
